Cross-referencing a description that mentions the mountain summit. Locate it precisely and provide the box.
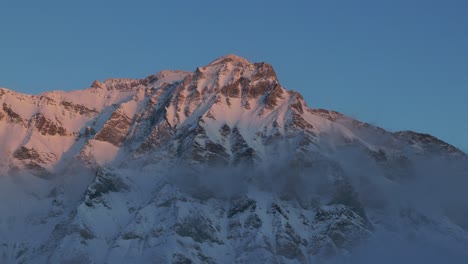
[208,54,251,65]
[0,55,467,263]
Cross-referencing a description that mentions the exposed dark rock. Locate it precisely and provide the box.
[314,205,372,251]
[219,124,231,137]
[205,110,216,120]
[270,203,289,220]
[244,214,262,229]
[12,146,56,177]
[37,96,58,109]
[246,81,275,99]
[173,253,193,264]
[394,130,464,155]
[231,128,257,165]
[228,198,256,218]
[289,91,305,114]
[208,54,250,66]
[220,79,241,98]
[121,232,141,240]
[275,223,307,261]
[2,103,24,124]
[204,141,229,165]
[136,121,174,153]
[60,101,98,116]
[91,80,104,89]
[184,89,201,117]
[83,126,96,138]
[94,110,131,147]
[99,78,141,90]
[175,215,220,244]
[33,113,67,136]
[227,220,242,240]
[24,162,52,179]
[286,112,314,131]
[252,62,278,81]
[84,169,130,207]
[309,109,343,122]
[79,228,95,240]
[13,146,42,161]
[264,85,284,109]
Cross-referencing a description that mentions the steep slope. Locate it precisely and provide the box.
[0,70,190,174]
[0,55,467,263]
[2,55,463,174]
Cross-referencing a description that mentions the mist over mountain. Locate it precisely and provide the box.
[0,55,467,263]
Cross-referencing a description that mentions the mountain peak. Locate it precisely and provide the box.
[208,54,251,66]
[2,55,468,264]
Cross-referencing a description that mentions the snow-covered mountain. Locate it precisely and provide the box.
[1,55,467,263]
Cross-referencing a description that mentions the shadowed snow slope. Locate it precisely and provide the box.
[0,55,467,263]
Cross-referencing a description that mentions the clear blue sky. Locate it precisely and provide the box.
[1,0,467,151]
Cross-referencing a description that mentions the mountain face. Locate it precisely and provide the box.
[1,55,467,263]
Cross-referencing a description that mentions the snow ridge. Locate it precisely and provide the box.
[0,55,467,263]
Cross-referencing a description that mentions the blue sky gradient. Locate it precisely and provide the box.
[1,0,467,151]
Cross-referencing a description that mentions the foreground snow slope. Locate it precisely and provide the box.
[0,55,467,263]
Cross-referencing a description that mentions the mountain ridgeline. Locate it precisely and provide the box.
[0,55,467,263]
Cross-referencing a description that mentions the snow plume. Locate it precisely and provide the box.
[325,230,468,264]
[160,157,340,207]
[325,149,468,264]
[166,150,468,219]
[2,54,467,263]
[1,152,468,263]
[142,151,468,263]
[334,148,468,229]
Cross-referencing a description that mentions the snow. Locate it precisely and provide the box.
[208,54,251,65]
[151,70,190,88]
[1,55,467,263]
[85,139,120,165]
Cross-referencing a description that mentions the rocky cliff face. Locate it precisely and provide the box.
[0,55,467,263]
